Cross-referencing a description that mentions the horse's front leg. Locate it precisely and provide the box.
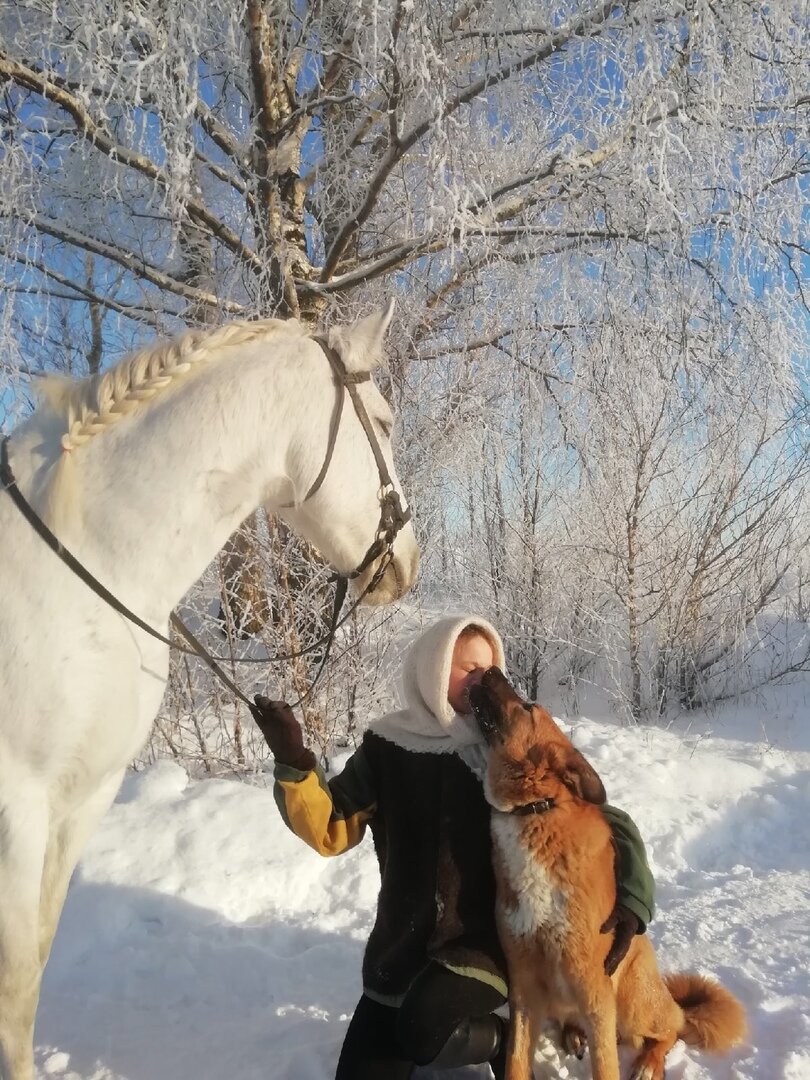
[38,771,124,965]
[0,784,49,1080]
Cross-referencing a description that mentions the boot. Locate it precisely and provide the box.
[489,1015,508,1080]
[429,1013,505,1073]
[488,1015,507,1075]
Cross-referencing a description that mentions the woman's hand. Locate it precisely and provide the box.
[250,695,316,771]
[600,904,640,975]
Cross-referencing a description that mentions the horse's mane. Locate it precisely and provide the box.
[32,317,306,531]
[38,317,305,452]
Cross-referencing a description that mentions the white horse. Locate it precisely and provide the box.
[0,304,419,1080]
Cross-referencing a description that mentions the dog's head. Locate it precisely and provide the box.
[469,667,606,813]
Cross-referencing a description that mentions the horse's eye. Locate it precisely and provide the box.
[378,419,393,438]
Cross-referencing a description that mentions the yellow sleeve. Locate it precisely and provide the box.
[273,743,377,857]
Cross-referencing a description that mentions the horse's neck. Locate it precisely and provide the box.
[19,347,315,624]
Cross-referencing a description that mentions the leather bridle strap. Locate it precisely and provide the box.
[290,338,411,594]
[282,338,372,507]
[0,435,369,710]
[0,435,338,666]
[1,435,259,708]
[278,339,409,704]
[1,435,180,656]
[285,336,406,513]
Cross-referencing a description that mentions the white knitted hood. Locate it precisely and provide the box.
[369,614,506,755]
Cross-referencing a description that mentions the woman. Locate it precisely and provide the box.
[252,615,654,1079]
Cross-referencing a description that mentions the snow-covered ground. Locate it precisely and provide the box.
[36,683,810,1080]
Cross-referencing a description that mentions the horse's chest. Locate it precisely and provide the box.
[491,815,569,943]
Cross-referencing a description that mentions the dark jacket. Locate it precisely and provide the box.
[274,729,655,1004]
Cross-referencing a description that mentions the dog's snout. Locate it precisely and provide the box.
[481,665,508,690]
[481,666,523,706]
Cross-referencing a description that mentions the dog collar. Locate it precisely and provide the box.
[509,797,556,816]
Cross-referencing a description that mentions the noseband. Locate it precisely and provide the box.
[0,336,412,711]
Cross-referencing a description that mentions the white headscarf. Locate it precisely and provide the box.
[369,614,506,769]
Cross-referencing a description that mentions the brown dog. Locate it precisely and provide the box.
[469,666,747,1080]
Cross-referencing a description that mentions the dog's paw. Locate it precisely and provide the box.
[561,1021,587,1060]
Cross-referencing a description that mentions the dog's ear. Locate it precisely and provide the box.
[559,749,606,804]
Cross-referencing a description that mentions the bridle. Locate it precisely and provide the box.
[0,337,412,711]
[284,337,412,587]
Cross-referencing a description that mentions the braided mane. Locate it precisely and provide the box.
[31,317,307,533]
[44,317,304,453]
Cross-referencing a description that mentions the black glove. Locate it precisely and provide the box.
[600,904,640,976]
[250,695,316,771]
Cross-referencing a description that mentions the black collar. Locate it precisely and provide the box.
[510,797,556,816]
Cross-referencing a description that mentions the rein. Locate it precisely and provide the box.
[0,337,411,711]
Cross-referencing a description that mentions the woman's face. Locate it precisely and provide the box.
[447,633,496,714]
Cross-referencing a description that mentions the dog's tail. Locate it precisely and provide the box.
[665,973,747,1052]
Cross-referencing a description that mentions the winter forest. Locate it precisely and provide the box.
[1,2,809,1078]
[1,0,807,764]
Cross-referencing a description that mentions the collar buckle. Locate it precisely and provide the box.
[511,797,555,816]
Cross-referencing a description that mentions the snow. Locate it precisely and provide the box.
[36,685,810,1080]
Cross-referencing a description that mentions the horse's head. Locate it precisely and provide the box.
[279,302,419,606]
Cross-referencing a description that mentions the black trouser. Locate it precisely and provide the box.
[334,961,507,1080]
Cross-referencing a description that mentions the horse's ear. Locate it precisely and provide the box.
[378,297,396,332]
[33,373,82,414]
[327,299,395,373]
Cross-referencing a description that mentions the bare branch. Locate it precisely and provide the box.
[1,246,168,329]
[26,215,246,314]
[320,0,640,281]
[0,53,263,272]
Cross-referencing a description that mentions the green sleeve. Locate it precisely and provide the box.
[327,739,379,817]
[602,804,655,930]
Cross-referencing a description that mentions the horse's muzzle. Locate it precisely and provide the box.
[354,546,420,606]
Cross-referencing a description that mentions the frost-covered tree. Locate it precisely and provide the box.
[1,0,808,751]
[3,1,805,358]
